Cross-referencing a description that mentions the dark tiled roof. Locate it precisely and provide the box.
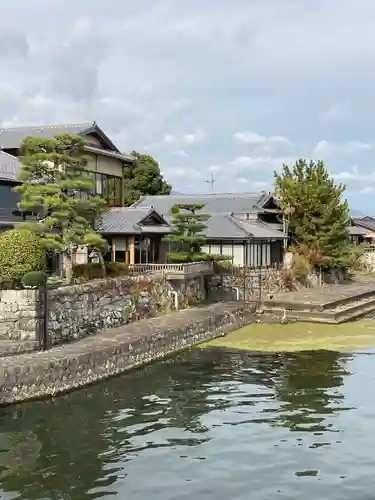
[0,122,95,149]
[98,207,171,235]
[0,122,133,161]
[131,192,271,215]
[352,217,375,231]
[0,151,20,181]
[204,214,286,240]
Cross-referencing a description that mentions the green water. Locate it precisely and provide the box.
[203,319,375,352]
[1,324,375,499]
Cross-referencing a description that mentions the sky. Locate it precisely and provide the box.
[1,0,375,212]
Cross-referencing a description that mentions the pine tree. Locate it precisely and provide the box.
[163,203,210,262]
[14,133,108,283]
[274,159,351,268]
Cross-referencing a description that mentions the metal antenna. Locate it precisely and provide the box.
[205,174,215,190]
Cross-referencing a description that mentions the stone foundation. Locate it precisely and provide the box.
[0,302,255,406]
[0,274,207,343]
[0,289,40,341]
[209,267,287,300]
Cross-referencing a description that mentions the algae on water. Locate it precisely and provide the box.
[202,319,375,352]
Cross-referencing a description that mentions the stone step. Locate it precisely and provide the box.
[261,296,375,324]
[258,288,375,313]
[0,340,39,357]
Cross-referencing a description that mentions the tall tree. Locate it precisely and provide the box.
[15,133,108,283]
[123,151,172,206]
[274,159,351,267]
[163,203,210,262]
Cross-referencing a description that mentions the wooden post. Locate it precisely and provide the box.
[129,235,135,265]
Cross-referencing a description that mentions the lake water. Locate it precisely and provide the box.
[1,322,375,499]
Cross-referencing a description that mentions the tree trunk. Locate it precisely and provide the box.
[64,250,73,285]
[98,251,106,279]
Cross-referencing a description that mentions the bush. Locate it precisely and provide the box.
[73,262,130,282]
[0,229,45,281]
[22,271,48,288]
[105,262,130,277]
[291,253,311,281]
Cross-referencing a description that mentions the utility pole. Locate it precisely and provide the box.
[205,174,215,190]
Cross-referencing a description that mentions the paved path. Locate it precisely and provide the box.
[271,281,375,306]
[0,302,255,405]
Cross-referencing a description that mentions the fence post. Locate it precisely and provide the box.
[38,282,49,351]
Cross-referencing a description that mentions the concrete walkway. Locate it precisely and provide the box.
[271,281,375,307]
[0,302,255,406]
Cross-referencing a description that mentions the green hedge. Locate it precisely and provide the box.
[22,271,48,288]
[0,229,45,281]
[73,262,130,281]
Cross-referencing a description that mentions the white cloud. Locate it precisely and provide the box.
[181,128,207,145]
[229,155,295,172]
[171,150,189,158]
[233,130,292,148]
[251,180,272,190]
[230,156,257,169]
[235,177,249,184]
[207,164,221,172]
[2,0,375,209]
[321,103,351,121]
[164,167,203,180]
[314,140,372,155]
[360,186,375,194]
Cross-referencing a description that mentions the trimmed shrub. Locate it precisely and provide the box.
[105,262,130,277]
[22,271,48,288]
[73,262,130,282]
[0,229,45,281]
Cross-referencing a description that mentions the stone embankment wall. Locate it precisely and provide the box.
[0,274,207,343]
[0,289,39,342]
[0,302,255,406]
[208,267,287,301]
[360,251,375,272]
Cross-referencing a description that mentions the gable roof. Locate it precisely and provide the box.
[0,121,134,163]
[352,216,375,231]
[0,151,21,181]
[98,207,172,235]
[131,191,274,215]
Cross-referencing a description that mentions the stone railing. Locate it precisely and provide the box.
[129,261,213,278]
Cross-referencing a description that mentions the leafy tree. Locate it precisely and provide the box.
[0,229,46,281]
[14,133,108,283]
[123,151,172,206]
[274,159,352,268]
[163,203,210,262]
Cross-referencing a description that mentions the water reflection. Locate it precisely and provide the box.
[0,347,362,499]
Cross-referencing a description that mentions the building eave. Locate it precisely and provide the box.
[83,145,135,163]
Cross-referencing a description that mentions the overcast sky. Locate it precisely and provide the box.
[1,0,375,211]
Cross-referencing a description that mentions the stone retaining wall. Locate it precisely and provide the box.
[360,251,375,272]
[208,267,287,301]
[0,289,40,341]
[0,302,255,406]
[0,274,207,343]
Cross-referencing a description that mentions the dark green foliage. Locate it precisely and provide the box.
[163,203,210,262]
[123,151,172,206]
[274,159,352,268]
[73,262,130,281]
[22,271,48,288]
[14,133,109,282]
[0,229,46,280]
